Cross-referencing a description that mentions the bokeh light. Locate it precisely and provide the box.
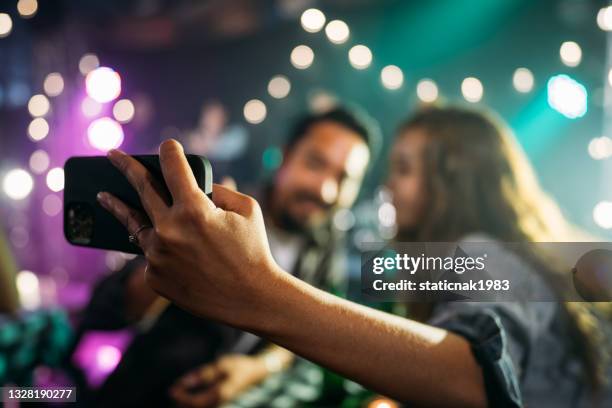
[513,68,534,93]
[333,208,355,232]
[461,77,483,103]
[42,194,63,216]
[0,13,13,38]
[593,201,612,229]
[17,0,38,18]
[81,97,102,118]
[348,45,372,70]
[559,41,582,67]
[416,79,439,103]
[262,146,283,170]
[547,74,587,119]
[43,73,64,97]
[325,20,349,44]
[46,167,65,192]
[79,53,100,75]
[268,75,291,99]
[3,169,34,200]
[28,94,50,117]
[86,67,121,103]
[378,202,396,228]
[380,65,403,90]
[16,270,40,310]
[28,117,49,141]
[112,99,135,123]
[87,117,125,152]
[290,45,314,69]
[588,136,612,160]
[597,6,612,31]
[300,8,325,33]
[243,99,267,124]
[29,149,50,174]
[96,345,122,373]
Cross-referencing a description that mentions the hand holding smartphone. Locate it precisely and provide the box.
[63,154,212,254]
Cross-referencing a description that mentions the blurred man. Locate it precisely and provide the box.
[75,107,377,407]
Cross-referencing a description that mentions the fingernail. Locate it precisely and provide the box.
[97,192,108,204]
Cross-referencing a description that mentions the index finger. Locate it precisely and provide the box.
[107,149,169,223]
[158,139,200,203]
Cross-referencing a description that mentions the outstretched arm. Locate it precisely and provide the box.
[97,140,487,408]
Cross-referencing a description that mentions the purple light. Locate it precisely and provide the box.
[85,67,121,103]
[87,117,124,152]
[96,345,122,372]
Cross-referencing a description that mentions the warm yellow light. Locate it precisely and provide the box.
[44,73,65,97]
[301,8,325,33]
[17,0,38,18]
[325,20,349,44]
[348,45,372,70]
[243,99,267,124]
[416,79,439,103]
[380,65,403,90]
[461,77,483,103]
[291,45,314,69]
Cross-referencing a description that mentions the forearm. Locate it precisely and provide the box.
[0,229,19,314]
[243,269,487,408]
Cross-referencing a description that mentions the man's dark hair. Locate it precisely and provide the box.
[286,107,378,154]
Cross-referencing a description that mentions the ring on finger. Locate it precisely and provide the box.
[128,224,153,246]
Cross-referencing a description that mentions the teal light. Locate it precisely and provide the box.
[546,74,588,119]
[262,146,283,171]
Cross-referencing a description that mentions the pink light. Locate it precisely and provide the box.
[85,67,121,103]
[96,345,122,372]
[87,117,124,152]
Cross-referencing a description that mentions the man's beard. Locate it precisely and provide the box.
[277,192,332,233]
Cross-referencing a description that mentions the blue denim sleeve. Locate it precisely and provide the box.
[429,307,524,408]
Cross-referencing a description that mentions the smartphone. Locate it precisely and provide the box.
[64,154,212,254]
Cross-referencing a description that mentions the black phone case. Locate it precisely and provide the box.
[63,154,212,254]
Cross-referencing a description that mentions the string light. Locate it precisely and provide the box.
[325,20,350,44]
[243,99,267,124]
[290,45,314,69]
[86,67,121,103]
[380,65,403,90]
[461,77,483,103]
[348,45,372,69]
[268,75,291,99]
[0,13,13,38]
[79,53,100,76]
[43,73,64,97]
[416,79,439,103]
[46,167,65,192]
[112,99,135,123]
[301,8,326,33]
[29,150,50,174]
[560,41,582,67]
[513,68,534,93]
[17,0,38,18]
[597,6,612,31]
[28,117,49,141]
[87,117,124,151]
[3,169,34,200]
[28,94,50,117]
